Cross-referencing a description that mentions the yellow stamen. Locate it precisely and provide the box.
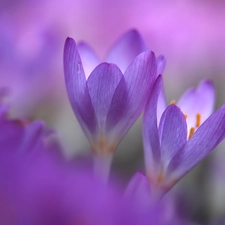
[170,100,176,105]
[184,114,188,119]
[188,127,195,139]
[196,113,201,127]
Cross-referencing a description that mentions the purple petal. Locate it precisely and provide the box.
[0,104,9,119]
[20,121,45,153]
[123,51,157,125]
[106,51,157,140]
[64,38,97,138]
[87,63,123,129]
[177,80,215,131]
[156,56,167,123]
[168,104,225,180]
[105,76,128,134]
[0,120,24,152]
[105,29,148,73]
[0,119,44,154]
[77,41,100,77]
[157,81,167,126]
[143,76,162,178]
[155,55,167,125]
[157,55,166,75]
[125,172,151,208]
[159,105,187,167]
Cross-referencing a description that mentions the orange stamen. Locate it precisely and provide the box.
[188,127,195,139]
[91,137,116,155]
[170,100,176,105]
[196,113,201,127]
[184,114,188,119]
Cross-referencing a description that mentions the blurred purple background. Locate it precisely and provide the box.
[1,0,225,221]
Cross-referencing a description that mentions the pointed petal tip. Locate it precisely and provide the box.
[65,37,75,46]
[64,38,78,56]
[157,54,166,62]
[157,74,163,81]
[77,40,86,45]
[157,54,166,75]
[125,29,142,37]
[167,103,180,111]
[64,37,77,58]
[200,79,215,89]
[137,50,157,63]
[77,40,94,50]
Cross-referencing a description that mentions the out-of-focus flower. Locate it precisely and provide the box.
[143,76,225,197]
[0,17,62,115]
[0,102,166,225]
[0,114,45,155]
[125,172,189,225]
[64,30,157,176]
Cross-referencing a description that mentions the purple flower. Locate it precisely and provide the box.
[0,116,45,156]
[64,30,157,159]
[0,104,159,225]
[157,79,215,137]
[143,76,225,196]
[125,172,188,225]
[20,162,156,225]
[0,19,62,114]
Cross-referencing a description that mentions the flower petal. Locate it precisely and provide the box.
[64,38,97,138]
[105,29,148,73]
[157,55,166,75]
[125,172,151,209]
[159,104,187,168]
[87,63,123,130]
[21,121,45,153]
[156,55,167,123]
[123,51,157,120]
[0,120,24,152]
[105,76,128,135]
[106,51,157,140]
[0,119,44,154]
[157,81,167,126]
[143,76,162,178]
[77,41,100,78]
[168,104,225,180]
[177,80,215,131]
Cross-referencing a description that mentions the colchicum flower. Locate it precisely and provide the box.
[143,76,225,197]
[63,30,158,175]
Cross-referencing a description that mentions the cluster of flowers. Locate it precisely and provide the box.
[2,30,225,224]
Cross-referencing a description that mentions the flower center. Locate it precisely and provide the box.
[91,136,116,155]
[187,113,201,139]
[170,100,202,139]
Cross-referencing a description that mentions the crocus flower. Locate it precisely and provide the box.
[157,79,215,138]
[0,103,161,225]
[143,76,225,197]
[64,30,158,176]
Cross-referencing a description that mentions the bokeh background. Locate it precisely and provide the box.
[1,0,225,223]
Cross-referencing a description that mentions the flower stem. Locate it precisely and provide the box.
[93,154,113,183]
